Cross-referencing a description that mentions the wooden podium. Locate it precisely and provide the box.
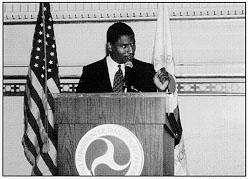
[54,93,174,176]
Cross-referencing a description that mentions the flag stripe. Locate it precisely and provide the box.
[26,77,57,149]
[29,70,51,113]
[26,79,46,131]
[47,78,60,94]
[26,90,44,133]
[26,76,46,118]
[47,92,55,112]
[24,94,44,149]
[24,123,38,156]
[46,110,57,149]
[47,138,57,162]
[25,83,57,175]
[28,95,57,153]
[22,133,37,164]
[37,156,52,175]
[32,165,42,176]
[30,70,56,123]
[40,153,56,175]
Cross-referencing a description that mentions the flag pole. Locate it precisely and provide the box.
[41,2,49,153]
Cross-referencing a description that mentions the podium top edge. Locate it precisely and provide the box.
[52,92,172,98]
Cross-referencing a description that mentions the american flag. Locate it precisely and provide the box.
[22,3,60,175]
[152,3,188,175]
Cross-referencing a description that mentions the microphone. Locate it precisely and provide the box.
[124,61,132,81]
[123,61,133,92]
[123,61,142,92]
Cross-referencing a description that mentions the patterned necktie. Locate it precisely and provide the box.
[113,65,124,92]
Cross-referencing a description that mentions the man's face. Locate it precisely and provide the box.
[108,35,136,64]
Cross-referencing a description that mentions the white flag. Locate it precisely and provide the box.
[152,3,189,175]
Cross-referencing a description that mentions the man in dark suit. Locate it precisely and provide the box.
[76,22,168,93]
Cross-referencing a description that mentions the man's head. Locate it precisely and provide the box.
[106,22,136,64]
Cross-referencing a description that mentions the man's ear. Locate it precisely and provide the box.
[107,42,112,52]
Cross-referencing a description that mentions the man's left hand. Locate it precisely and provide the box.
[153,67,169,91]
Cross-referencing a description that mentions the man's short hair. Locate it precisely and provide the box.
[107,22,135,44]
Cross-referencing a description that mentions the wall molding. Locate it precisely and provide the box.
[3,2,245,24]
[3,75,245,96]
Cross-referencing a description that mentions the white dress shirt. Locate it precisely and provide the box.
[106,55,125,88]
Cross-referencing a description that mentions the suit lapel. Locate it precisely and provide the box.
[99,58,113,92]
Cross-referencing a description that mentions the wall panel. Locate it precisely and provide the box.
[3,19,245,76]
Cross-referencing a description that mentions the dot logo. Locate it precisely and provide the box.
[75,124,144,176]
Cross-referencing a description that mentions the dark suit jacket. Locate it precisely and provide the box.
[76,57,157,93]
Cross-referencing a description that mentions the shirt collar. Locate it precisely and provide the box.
[106,55,125,73]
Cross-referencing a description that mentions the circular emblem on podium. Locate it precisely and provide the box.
[75,124,144,176]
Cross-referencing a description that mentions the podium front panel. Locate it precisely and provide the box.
[54,93,174,176]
